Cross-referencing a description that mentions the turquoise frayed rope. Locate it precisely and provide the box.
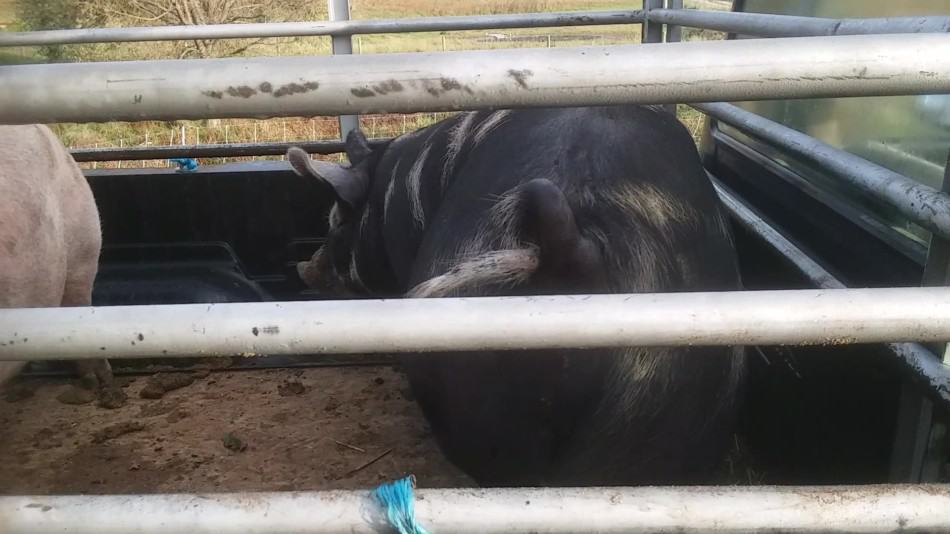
[168,157,198,172]
[372,475,429,534]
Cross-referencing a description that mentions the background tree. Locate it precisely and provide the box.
[93,0,273,58]
[15,0,104,60]
[17,0,319,60]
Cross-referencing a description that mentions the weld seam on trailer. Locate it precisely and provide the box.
[646,9,950,38]
[0,9,644,47]
[3,33,950,124]
[712,178,950,407]
[695,102,950,241]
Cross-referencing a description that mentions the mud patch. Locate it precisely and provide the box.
[222,432,247,452]
[32,428,62,450]
[138,400,179,418]
[166,409,189,424]
[277,380,306,396]
[57,386,95,405]
[140,373,195,399]
[4,383,35,403]
[508,69,533,89]
[226,85,256,98]
[374,79,404,95]
[97,387,128,409]
[91,421,146,444]
[273,81,319,97]
[192,366,211,380]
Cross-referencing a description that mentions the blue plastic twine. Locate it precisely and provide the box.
[372,475,429,534]
[168,157,198,172]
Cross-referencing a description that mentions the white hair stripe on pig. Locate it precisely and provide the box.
[383,159,401,223]
[442,111,478,187]
[348,251,366,291]
[406,144,433,228]
[472,110,512,146]
[407,248,539,298]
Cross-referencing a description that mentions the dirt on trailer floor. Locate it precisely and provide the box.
[0,365,474,494]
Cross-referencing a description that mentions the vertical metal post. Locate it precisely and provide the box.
[643,0,675,115]
[918,149,950,481]
[641,0,664,44]
[890,390,936,482]
[890,148,950,482]
[328,0,359,141]
[664,0,681,116]
[666,0,683,43]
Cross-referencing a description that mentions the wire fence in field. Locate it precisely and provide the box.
[69,112,458,169]
[72,105,707,170]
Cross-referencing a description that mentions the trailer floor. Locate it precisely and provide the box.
[0,365,474,494]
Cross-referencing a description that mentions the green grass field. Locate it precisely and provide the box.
[0,0,13,22]
[2,0,727,167]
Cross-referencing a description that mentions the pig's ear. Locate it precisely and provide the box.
[344,128,373,165]
[517,178,606,283]
[287,147,369,210]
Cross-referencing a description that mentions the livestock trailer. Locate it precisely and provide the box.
[1,0,950,531]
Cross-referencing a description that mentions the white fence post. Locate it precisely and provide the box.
[328,0,359,140]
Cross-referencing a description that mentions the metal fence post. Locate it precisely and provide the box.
[328,0,359,141]
[666,0,683,43]
[663,0,681,115]
[890,149,950,483]
[641,0,664,44]
[642,0,674,114]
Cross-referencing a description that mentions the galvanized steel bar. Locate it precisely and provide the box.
[2,484,950,533]
[665,0,683,43]
[713,180,846,291]
[2,287,950,361]
[713,178,950,406]
[327,0,359,140]
[641,0,664,43]
[69,138,389,162]
[695,102,950,240]
[658,0,681,114]
[647,9,950,37]
[0,10,644,47]
[893,149,950,482]
[922,148,950,364]
[2,34,950,125]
